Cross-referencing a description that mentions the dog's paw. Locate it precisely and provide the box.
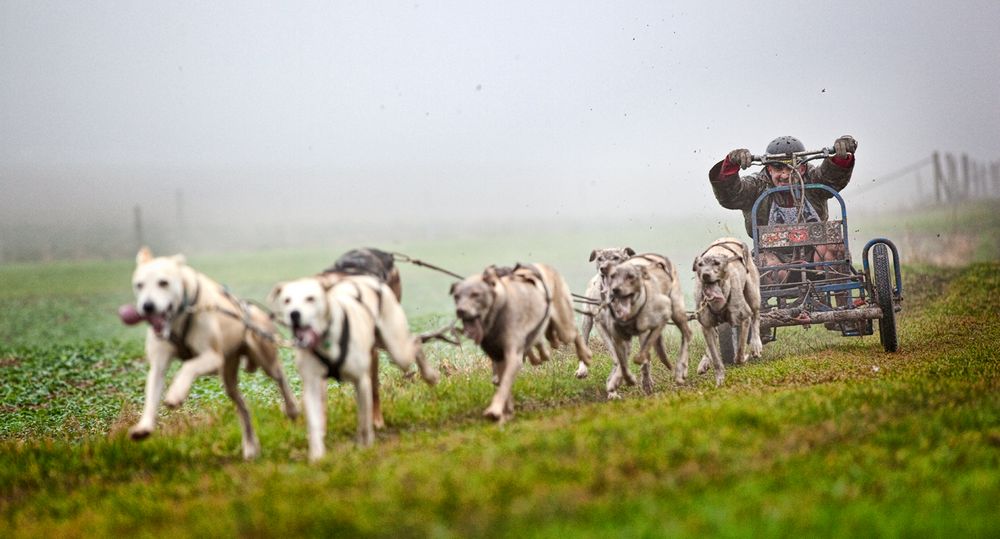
[282,400,301,420]
[750,339,763,358]
[422,368,441,386]
[242,442,261,461]
[623,371,637,386]
[715,372,726,387]
[357,433,375,448]
[697,354,711,375]
[606,390,622,401]
[128,425,152,441]
[163,395,184,409]
[483,405,505,422]
[574,364,589,379]
[641,377,654,395]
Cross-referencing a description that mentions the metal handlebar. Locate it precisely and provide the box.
[750,147,837,166]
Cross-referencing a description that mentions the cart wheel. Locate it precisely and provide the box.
[872,243,899,352]
[718,323,737,364]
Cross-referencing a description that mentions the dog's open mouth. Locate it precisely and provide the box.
[145,313,170,337]
[702,282,726,307]
[611,294,634,320]
[293,326,321,349]
[460,316,485,345]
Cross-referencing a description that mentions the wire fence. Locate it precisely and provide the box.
[850,152,1000,211]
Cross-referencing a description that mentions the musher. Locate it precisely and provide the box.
[707,134,858,284]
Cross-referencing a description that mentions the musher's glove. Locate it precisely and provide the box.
[833,135,858,158]
[727,148,752,169]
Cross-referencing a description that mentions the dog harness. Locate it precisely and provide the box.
[168,280,201,361]
[479,264,553,363]
[310,284,379,381]
[311,314,351,381]
[518,264,552,353]
[697,241,749,272]
[323,248,395,283]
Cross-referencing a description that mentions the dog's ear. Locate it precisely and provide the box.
[482,266,499,286]
[589,250,597,262]
[266,283,284,306]
[639,266,649,280]
[449,281,458,296]
[692,256,699,272]
[169,254,186,266]
[625,247,636,257]
[136,246,153,265]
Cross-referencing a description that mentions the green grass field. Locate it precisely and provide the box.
[2,209,999,537]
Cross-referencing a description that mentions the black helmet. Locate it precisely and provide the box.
[765,136,805,155]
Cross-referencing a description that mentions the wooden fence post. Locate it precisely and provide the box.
[961,154,970,199]
[933,151,944,203]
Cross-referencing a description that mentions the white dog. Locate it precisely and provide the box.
[125,247,298,459]
[693,238,764,386]
[269,275,438,460]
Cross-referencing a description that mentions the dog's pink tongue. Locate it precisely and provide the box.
[462,319,485,345]
[295,328,320,349]
[118,304,145,326]
[148,314,167,333]
[703,283,726,304]
[611,298,632,320]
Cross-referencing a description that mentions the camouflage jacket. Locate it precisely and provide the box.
[708,158,854,236]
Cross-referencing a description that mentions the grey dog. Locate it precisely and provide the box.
[451,263,592,423]
[596,253,692,399]
[693,237,763,386]
[580,247,635,343]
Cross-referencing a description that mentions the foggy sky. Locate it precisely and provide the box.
[2,0,999,233]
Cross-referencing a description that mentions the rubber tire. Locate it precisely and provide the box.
[718,323,737,365]
[872,243,899,352]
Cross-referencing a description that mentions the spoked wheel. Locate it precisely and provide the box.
[872,243,899,352]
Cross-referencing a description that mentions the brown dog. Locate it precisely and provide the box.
[127,247,298,460]
[597,253,692,399]
[451,263,592,423]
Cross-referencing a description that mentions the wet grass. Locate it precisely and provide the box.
[1,251,998,536]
